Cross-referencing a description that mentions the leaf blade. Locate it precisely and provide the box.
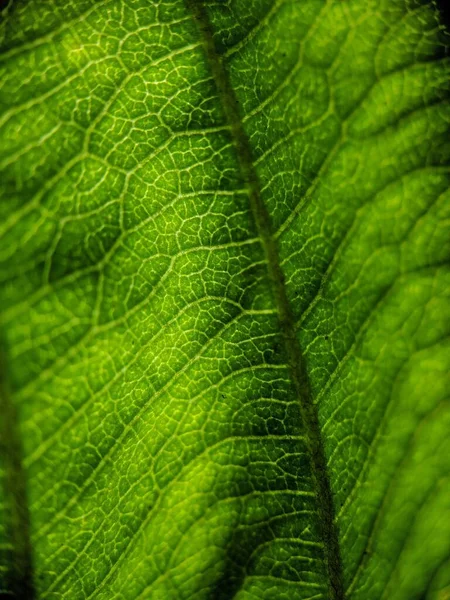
[0,1,449,599]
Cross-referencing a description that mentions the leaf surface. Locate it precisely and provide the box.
[0,1,449,599]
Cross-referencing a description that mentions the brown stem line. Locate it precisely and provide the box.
[186,2,345,598]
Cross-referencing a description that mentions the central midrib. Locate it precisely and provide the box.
[186,2,345,598]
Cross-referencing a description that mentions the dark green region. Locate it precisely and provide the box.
[0,350,35,599]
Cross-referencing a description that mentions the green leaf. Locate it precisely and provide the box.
[1,0,449,598]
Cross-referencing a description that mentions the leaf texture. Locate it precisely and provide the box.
[0,1,449,599]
